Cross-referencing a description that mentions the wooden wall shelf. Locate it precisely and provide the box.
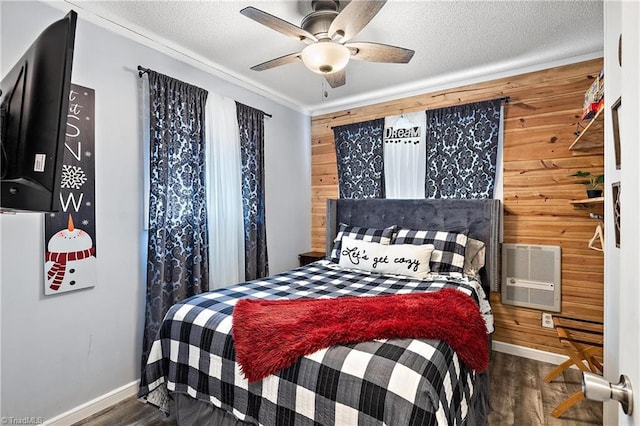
[569,109,604,151]
[570,196,604,207]
[570,197,604,218]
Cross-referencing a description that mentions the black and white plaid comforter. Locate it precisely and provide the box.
[139,260,493,425]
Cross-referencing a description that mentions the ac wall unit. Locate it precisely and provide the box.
[501,244,561,312]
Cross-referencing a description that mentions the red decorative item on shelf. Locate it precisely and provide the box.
[582,98,604,121]
[582,70,604,121]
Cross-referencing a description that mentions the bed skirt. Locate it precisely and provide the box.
[171,393,252,425]
[161,370,490,426]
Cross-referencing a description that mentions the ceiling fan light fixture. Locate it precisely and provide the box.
[301,41,350,74]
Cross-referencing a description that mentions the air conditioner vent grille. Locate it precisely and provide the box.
[501,244,561,312]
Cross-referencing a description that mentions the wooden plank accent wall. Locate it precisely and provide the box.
[310,58,604,356]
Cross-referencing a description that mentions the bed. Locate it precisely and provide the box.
[139,198,501,425]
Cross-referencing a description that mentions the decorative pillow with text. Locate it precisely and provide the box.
[329,223,396,263]
[338,236,435,279]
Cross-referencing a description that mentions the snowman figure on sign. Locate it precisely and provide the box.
[45,214,96,294]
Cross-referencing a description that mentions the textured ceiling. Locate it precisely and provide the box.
[66,0,604,114]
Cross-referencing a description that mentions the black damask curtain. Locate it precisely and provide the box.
[333,118,385,199]
[236,102,268,280]
[425,99,502,198]
[141,71,209,372]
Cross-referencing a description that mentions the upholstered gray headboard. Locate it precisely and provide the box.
[325,198,502,292]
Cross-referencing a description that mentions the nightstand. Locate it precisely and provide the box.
[298,251,325,266]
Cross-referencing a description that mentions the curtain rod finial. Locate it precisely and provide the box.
[137,65,149,78]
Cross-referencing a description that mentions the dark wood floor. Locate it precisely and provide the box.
[74,351,602,425]
[488,351,602,425]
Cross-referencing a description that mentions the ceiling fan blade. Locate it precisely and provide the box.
[324,69,346,88]
[346,42,415,63]
[250,52,302,71]
[240,6,317,44]
[328,0,386,42]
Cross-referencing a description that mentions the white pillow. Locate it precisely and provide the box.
[338,236,435,279]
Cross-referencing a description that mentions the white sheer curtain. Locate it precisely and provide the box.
[493,104,505,200]
[141,75,150,229]
[206,94,245,289]
[384,112,427,198]
[494,104,505,241]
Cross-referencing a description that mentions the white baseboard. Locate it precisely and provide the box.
[492,340,569,366]
[44,380,139,426]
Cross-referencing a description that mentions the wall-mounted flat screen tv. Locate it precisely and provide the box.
[0,10,77,212]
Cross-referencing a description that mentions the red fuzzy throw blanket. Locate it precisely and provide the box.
[232,289,489,382]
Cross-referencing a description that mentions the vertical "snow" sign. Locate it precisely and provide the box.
[43,84,96,295]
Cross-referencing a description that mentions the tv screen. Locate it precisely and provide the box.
[0,10,77,213]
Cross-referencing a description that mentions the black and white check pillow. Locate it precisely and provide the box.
[330,223,396,263]
[393,228,468,273]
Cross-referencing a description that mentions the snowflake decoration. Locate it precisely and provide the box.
[82,219,89,226]
[61,165,88,189]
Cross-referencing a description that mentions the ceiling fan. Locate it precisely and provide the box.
[240,0,415,88]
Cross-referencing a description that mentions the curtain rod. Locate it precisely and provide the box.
[256,109,272,118]
[429,96,510,107]
[420,96,509,113]
[137,65,272,118]
[137,65,149,77]
[329,96,509,129]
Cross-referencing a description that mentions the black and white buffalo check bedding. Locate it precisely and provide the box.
[139,260,493,425]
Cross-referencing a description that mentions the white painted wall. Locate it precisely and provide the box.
[0,0,310,420]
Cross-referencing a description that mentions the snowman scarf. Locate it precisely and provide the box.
[46,248,95,290]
